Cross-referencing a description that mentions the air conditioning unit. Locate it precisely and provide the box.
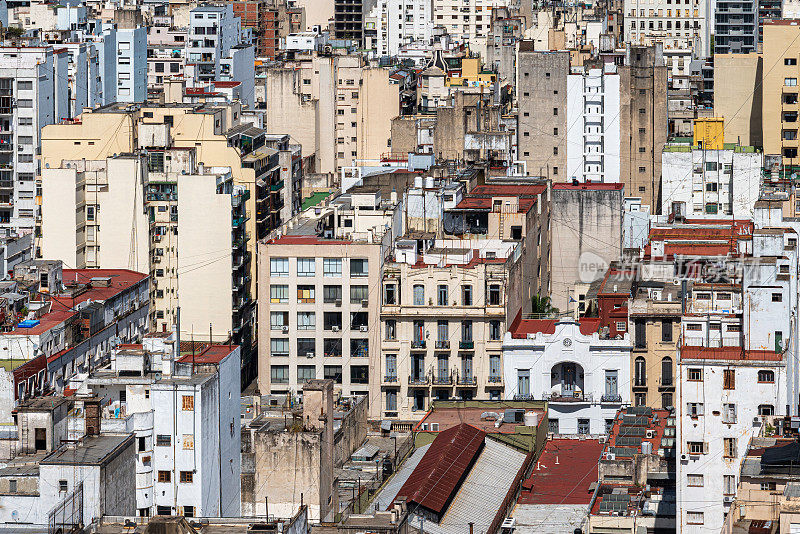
[306,352,314,359]
[335,299,342,307]
[360,325,368,332]
[598,435,607,443]
[282,326,289,333]
[754,416,762,424]
[603,452,615,460]
[154,235,162,242]
[361,299,369,308]
[723,496,735,503]
[680,453,688,461]
[332,326,340,332]
[646,429,655,438]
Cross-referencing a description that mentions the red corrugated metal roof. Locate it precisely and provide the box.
[394,423,485,515]
[518,439,603,505]
[680,346,782,362]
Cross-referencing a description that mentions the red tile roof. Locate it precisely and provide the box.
[680,346,782,362]
[508,309,601,338]
[177,344,238,364]
[518,439,603,505]
[394,423,486,515]
[453,184,545,212]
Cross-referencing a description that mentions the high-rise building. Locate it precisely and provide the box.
[762,20,800,164]
[714,0,758,54]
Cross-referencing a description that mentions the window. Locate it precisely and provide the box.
[350,285,368,304]
[634,392,646,406]
[549,418,559,433]
[384,284,397,305]
[180,471,193,483]
[461,321,473,342]
[385,354,397,379]
[723,369,735,390]
[773,292,783,302]
[324,365,343,383]
[270,258,289,276]
[158,471,171,483]
[351,338,368,358]
[615,321,627,332]
[489,320,501,340]
[351,258,368,277]
[182,395,194,411]
[323,339,340,357]
[437,285,448,306]
[687,402,704,417]
[413,284,425,305]
[758,370,775,383]
[297,312,315,330]
[385,320,396,340]
[688,368,703,381]
[386,389,398,411]
[577,419,590,434]
[59,480,68,492]
[605,370,618,397]
[323,258,341,277]
[270,285,288,303]
[761,482,777,491]
[298,339,316,358]
[297,285,315,303]
[687,511,704,525]
[271,365,289,384]
[183,506,194,518]
[517,370,530,396]
[688,441,705,454]
[687,474,703,486]
[786,58,797,65]
[786,78,798,86]
[723,403,737,424]
[271,339,289,357]
[270,311,288,330]
[298,365,316,382]
[662,392,673,409]
[323,285,342,303]
[662,320,672,342]
[297,258,315,277]
[462,285,473,305]
[724,475,736,495]
[351,365,369,384]
[661,357,673,386]
[759,404,775,416]
[724,437,737,458]
[156,435,171,447]
[488,285,501,305]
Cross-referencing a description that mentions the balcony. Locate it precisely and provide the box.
[488,375,503,384]
[270,180,284,192]
[459,340,474,350]
[601,393,623,403]
[435,340,450,349]
[457,375,477,386]
[433,374,453,385]
[408,375,429,386]
[411,340,426,349]
[383,374,398,383]
[659,377,674,389]
[546,391,592,403]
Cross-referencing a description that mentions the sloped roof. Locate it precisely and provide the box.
[394,423,486,515]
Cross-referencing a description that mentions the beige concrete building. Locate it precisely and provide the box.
[714,54,763,148]
[263,54,398,175]
[379,242,515,421]
[619,46,668,212]
[763,21,800,163]
[628,282,680,409]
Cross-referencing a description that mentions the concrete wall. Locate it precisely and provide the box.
[714,54,762,148]
[332,394,368,467]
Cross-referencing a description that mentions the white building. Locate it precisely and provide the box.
[565,64,621,183]
[113,27,148,103]
[82,337,242,518]
[0,47,69,236]
[676,347,786,533]
[374,0,432,57]
[430,0,511,57]
[623,0,711,58]
[661,145,762,219]
[502,318,631,435]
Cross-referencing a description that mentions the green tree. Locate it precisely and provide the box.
[531,295,557,316]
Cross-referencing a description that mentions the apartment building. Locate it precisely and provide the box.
[263,54,398,174]
[430,0,511,57]
[231,0,305,59]
[619,46,668,212]
[762,21,800,164]
[676,347,786,533]
[379,241,515,420]
[84,338,242,517]
[257,188,397,402]
[565,64,621,183]
[516,46,568,179]
[147,21,187,90]
[0,47,68,237]
[714,54,763,148]
[623,0,711,57]
[714,0,758,54]
[374,0,432,57]
[115,28,148,103]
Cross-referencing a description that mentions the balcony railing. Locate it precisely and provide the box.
[546,391,592,403]
[411,340,426,349]
[459,340,474,349]
[433,375,453,385]
[488,375,503,383]
[457,375,477,386]
[435,340,450,349]
[601,393,623,403]
[383,374,398,383]
[408,375,429,385]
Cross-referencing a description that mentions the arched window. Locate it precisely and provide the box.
[661,357,673,386]
[635,356,646,386]
[758,370,775,383]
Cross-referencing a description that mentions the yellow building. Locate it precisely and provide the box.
[693,117,725,149]
[763,21,800,163]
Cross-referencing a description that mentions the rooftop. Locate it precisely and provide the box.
[414,402,546,437]
[518,438,604,505]
[680,346,783,362]
[41,433,133,466]
[508,310,601,338]
[176,344,238,364]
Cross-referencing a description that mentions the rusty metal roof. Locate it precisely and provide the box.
[394,423,486,516]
